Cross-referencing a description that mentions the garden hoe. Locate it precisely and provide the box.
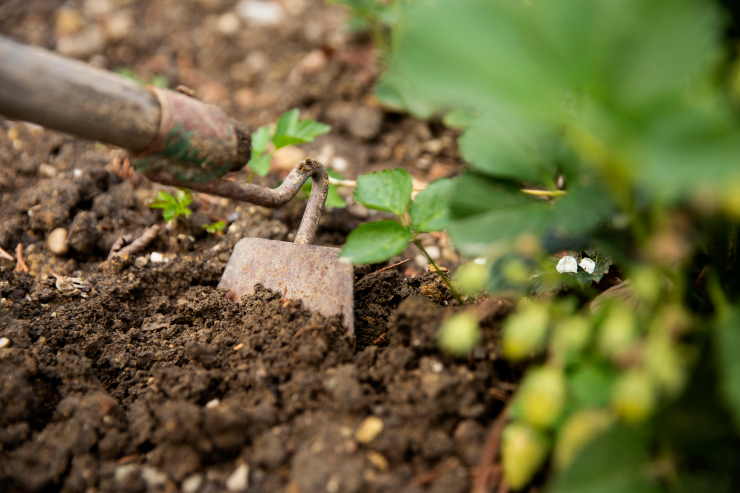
[0,35,354,335]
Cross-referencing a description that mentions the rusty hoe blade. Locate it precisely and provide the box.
[212,159,355,336]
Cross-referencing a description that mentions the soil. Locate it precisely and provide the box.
[0,1,517,492]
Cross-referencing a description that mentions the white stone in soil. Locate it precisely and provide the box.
[0,337,11,349]
[237,0,284,25]
[182,474,203,493]
[556,255,578,274]
[141,466,167,488]
[150,252,165,263]
[226,463,250,491]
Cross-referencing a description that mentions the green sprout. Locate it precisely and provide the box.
[248,108,331,176]
[203,220,226,234]
[148,189,192,222]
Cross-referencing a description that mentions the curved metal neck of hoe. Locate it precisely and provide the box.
[144,159,329,245]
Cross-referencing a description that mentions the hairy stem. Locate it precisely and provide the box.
[414,239,464,304]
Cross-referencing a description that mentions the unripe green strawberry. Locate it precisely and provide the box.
[645,331,685,396]
[554,409,613,470]
[503,300,549,361]
[438,311,480,356]
[598,303,637,360]
[502,422,550,490]
[452,261,489,296]
[517,366,566,429]
[502,257,530,284]
[551,315,591,364]
[631,267,662,304]
[611,369,656,423]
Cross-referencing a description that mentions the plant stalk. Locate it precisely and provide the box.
[414,239,464,304]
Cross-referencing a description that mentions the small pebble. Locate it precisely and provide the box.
[55,7,83,37]
[297,49,327,74]
[182,474,203,493]
[226,463,250,491]
[425,245,441,260]
[237,0,284,25]
[57,26,105,58]
[105,11,133,41]
[217,12,241,35]
[84,0,113,17]
[331,156,348,173]
[206,399,220,408]
[367,451,388,471]
[38,163,57,178]
[134,256,149,268]
[141,467,167,488]
[47,228,69,255]
[150,252,165,263]
[114,464,138,483]
[355,416,384,443]
[0,337,11,349]
[234,88,255,109]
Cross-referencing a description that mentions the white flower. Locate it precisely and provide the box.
[579,257,596,274]
[556,256,578,274]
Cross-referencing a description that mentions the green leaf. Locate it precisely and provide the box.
[410,178,454,232]
[550,425,660,493]
[301,169,347,209]
[326,185,347,209]
[272,109,331,148]
[355,169,413,216]
[251,125,272,154]
[340,220,412,264]
[459,115,560,184]
[248,152,271,176]
[714,308,740,432]
[448,172,614,256]
[274,109,299,141]
[204,220,226,234]
[148,189,192,222]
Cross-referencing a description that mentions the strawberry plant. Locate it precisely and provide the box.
[148,189,192,223]
[339,168,460,299]
[355,0,740,490]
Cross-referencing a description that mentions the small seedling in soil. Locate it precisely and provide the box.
[339,168,461,301]
[148,189,192,222]
[247,108,344,208]
[203,220,226,234]
[248,108,330,176]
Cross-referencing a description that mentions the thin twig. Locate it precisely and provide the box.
[471,407,509,493]
[0,246,13,261]
[107,234,128,258]
[107,225,160,260]
[14,243,29,273]
[329,176,426,193]
[330,177,567,199]
[370,257,411,276]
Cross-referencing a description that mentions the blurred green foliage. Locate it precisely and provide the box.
[370,0,740,490]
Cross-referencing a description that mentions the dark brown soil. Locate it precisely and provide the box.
[0,1,515,491]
